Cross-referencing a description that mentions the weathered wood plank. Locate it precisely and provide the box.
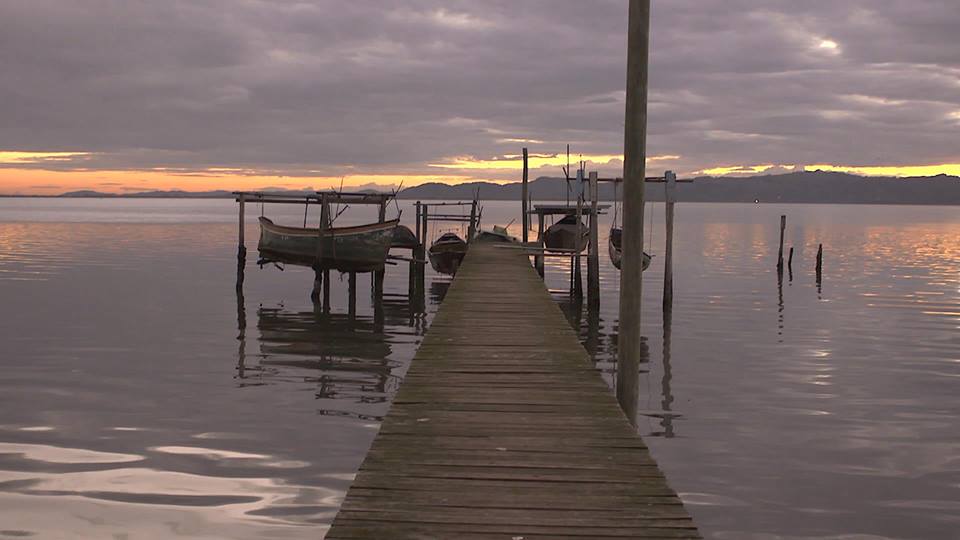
[326,244,698,539]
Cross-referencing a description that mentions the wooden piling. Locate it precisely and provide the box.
[373,200,387,296]
[535,212,545,277]
[312,196,330,303]
[522,147,529,244]
[468,199,477,242]
[587,171,600,309]
[573,197,583,298]
[348,272,357,318]
[619,0,650,370]
[816,243,823,281]
[777,215,786,274]
[663,170,676,311]
[236,193,246,291]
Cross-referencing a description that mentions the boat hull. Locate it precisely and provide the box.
[544,222,589,252]
[608,228,651,271]
[428,236,468,275]
[258,217,398,272]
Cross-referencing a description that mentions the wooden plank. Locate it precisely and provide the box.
[326,243,698,538]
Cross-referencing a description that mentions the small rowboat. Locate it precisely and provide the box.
[544,214,589,252]
[257,217,398,272]
[428,232,468,275]
[608,228,651,271]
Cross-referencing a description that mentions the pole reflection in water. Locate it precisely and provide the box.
[777,270,785,343]
[657,309,676,438]
[236,284,247,381]
[616,332,650,427]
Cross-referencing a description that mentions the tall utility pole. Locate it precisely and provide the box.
[618,0,650,408]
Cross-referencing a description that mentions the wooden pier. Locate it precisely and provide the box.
[327,243,698,539]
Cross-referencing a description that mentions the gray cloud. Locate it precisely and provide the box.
[1,0,958,182]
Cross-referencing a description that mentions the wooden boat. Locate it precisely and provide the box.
[391,224,418,249]
[428,232,468,275]
[476,225,518,243]
[608,228,651,271]
[544,214,589,252]
[257,217,398,272]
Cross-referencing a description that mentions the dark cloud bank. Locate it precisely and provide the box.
[1,1,959,178]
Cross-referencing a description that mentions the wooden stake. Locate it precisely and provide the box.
[312,196,330,303]
[619,0,650,385]
[574,196,583,299]
[587,171,600,309]
[536,212,545,277]
[348,272,357,318]
[236,194,246,291]
[777,215,786,274]
[663,170,675,311]
[468,199,477,241]
[522,147,529,244]
[816,243,823,281]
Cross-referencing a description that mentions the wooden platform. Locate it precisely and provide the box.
[327,243,699,539]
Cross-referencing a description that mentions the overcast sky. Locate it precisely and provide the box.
[2,0,959,193]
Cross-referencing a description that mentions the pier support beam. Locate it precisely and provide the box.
[522,148,529,244]
[236,194,246,292]
[587,171,600,310]
[535,213,545,277]
[573,197,583,299]
[312,196,330,304]
[663,170,676,312]
[618,0,650,389]
[348,272,357,318]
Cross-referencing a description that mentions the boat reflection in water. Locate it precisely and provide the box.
[237,304,423,421]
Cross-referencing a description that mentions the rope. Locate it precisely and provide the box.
[648,200,654,253]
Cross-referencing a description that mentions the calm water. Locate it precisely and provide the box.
[0,198,958,539]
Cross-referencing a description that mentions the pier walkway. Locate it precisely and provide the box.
[327,244,699,539]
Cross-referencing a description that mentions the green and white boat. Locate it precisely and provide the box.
[258,217,398,272]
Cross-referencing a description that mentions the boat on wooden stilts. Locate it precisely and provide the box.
[257,217,398,272]
[428,232,468,275]
[544,214,589,252]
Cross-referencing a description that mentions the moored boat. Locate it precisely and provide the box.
[608,227,651,271]
[391,224,418,249]
[257,217,398,272]
[476,225,519,243]
[428,232,468,275]
[544,214,589,252]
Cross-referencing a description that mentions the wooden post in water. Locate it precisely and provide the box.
[312,195,330,303]
[573,196,583,299]
[663,170,676,311]
[372,200,387,298]
[776,215,786,275]
[348,272,357,318]
[236,193,246,292]
[587,171,600,310]
[816,243,823,281]
[619,0,650,392]
[787,246,794,281]
[522,148,529,244]
[535,212,545,277]
[468,199,478,242]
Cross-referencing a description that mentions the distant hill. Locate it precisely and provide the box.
[397,171,960,204]
[6,171,957,204]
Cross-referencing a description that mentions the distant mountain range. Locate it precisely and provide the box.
[7,171,959,204]
[399,171,960,204]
